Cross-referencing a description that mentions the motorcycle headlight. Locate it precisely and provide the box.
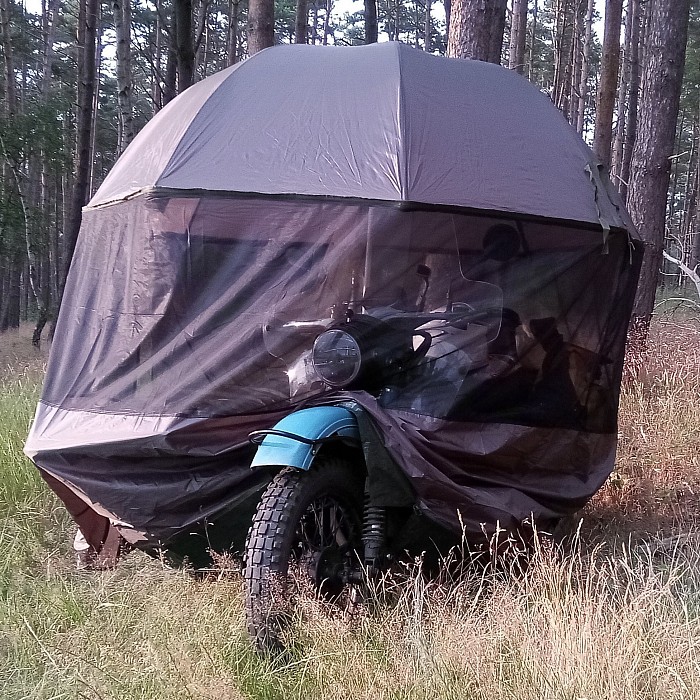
[312,329,362,387]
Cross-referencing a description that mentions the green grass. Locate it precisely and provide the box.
[1,322,700,699]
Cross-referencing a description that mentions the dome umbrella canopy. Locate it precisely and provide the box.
[26,44,643,563]
[91,42,631,233]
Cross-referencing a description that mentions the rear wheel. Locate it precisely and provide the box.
[244,457,364,652]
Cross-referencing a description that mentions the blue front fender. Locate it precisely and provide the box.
[249,406,360,471]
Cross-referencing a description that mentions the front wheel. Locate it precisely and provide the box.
[244,457,364,652]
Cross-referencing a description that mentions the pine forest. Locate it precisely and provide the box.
[3,3,700,697]
[0,0,699,342]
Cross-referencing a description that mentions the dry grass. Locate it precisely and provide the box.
[587,318,700,535]
[1,317,699,699]
[0,323,49,379]
[280,537,700,699]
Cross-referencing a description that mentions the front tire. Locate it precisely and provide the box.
[244,457,364,652]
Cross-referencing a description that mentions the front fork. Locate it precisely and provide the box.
[362,496,387,577]
[343,494,387,585]
[248,404,390,579]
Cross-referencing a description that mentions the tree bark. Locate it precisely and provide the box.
[163,8,177,104]
[424,0,432,51]
[611,0,637,183]
[0,253,21,331]
[447,0,507,63]
[620,0,640,201]
[527,0,537,78]
[627,0,691,330]
[60,0,99,304]
[690,109,700,272]
[323,0,332,44]
[393,0,401,41]
[152,4,162,111]
[592,0,623,168]
[113,0,133,154]
[486,0,506,62]
[88,10,102,197]
[31,1,61,345]
[174,0,194,89]
[248,0,274,54]
[552,0,565,107]
[228,0,240,62]
[575,0,593,134]
[680,119,697,271]
[364,0,378,43]
[40,0,61,94]
[295,0,308,43]
[0,0,17,116]
[509,0,528,73]
[568,0,583,129]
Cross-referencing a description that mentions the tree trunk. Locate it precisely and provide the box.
[552,0,565,104]
[88,10,103,197]
[228,0,240,66]
[152,4,162,111]
[295,0,307,43]
[487,0,506,63]
[447,0,507,63]
[248,0,274,54]
[51,170,62,305]
[575,0,593,134]
[611,0,637,183]
[194,0,208,78]
[0,0,19,332]
[620,0,641,201]
[40,0,61,93]
[113,0,133,154]
[509,0,528,73]
[680,119,697,275]
[424,0,432,51]
[0,253,21,331]
[365,0,378,43]
[323,0,332,44]
[394,0,401,42]
[627,0,691,331]
[174,0,194,89]
[690,110,700,272]
[228,0,240,62]
[557,0,574,117]
[0,0,17,115]
[568,0,583,130]
[60,0,99,305]
[527,0,537,78]
[163,9,177,104]
[592,0,623,168]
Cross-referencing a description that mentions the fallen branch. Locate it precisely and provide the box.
[654,296,700,312]
[662,250,700,299]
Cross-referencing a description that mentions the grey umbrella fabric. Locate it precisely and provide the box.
[25,44,642,558]
[91,43,630,230]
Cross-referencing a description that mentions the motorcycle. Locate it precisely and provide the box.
[24,43,643,654]
[245,258,505,648]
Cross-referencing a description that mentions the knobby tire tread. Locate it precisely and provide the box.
[244,458,362,652]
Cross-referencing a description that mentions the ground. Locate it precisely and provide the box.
[0,317,699,699]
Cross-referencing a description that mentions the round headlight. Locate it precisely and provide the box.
[312,329,362,387]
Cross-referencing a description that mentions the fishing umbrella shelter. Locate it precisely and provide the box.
[26,43,642,563]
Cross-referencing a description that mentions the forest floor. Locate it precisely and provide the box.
[1,316,699,699]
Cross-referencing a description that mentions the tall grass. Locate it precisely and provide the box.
[591,319,700,533]
[1,319,699,699]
